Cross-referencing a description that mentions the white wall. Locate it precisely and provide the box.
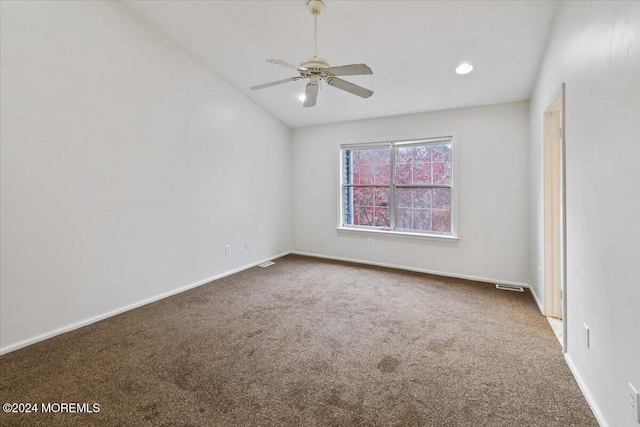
[291,101,530,286]
[0,1,291,353]
[528,1,640,426]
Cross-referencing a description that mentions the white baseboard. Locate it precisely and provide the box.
[564,353,608,427]
[530,285,545,315]
[0,251,291,355]
[293,251,607,425]
[3,250,606,427]
[291,251,529,288]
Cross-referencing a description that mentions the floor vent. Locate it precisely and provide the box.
[495,284,524,292]
[258,261,275,268]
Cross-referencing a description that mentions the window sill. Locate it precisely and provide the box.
[336,227,459,242]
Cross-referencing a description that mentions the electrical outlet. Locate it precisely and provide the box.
[582,324,590,348]
[629,383,639,424]
[225,244,231,255]
[367,238,373,247]
[245,241,250,250]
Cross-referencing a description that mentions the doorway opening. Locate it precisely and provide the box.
[543,84,566,352]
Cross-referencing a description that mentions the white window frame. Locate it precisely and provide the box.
[337,135,458,241]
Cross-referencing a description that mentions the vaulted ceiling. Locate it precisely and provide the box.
[123,0,558,128]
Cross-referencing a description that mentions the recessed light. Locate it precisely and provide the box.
[298,94,306,102]
[455,63,473,75]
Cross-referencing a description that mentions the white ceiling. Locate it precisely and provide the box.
[122,0,558,129]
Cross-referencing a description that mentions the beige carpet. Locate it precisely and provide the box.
[0,255,597,426]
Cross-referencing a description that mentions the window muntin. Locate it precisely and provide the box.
[341,138,454,236]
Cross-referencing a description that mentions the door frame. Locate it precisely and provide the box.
[543,83,567,353]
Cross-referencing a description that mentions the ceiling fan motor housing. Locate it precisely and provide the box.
[300,57,330,78]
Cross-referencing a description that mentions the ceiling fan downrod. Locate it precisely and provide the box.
[307,0,325,59]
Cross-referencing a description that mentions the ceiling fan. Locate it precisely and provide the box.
[250,0,374,107]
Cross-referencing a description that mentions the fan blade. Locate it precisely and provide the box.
[266,59,307,71]
[325,63,373,76]
[303,83,319,107]
[325,77,373,98]
[250,77,300,90]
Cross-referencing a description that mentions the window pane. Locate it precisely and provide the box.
[396,187,432,209]
[345,186,389,228]
[432,162,451,185]
[349,148,391,185]
[354,206,375,226]
[413,209,431,231]
[370,148,391,165]
[373,187,390,227]
[396,188,412,208]
[392,187,450,234]
[395,144,450,186]
[353,187,373,206]
[353,149,373,165]
[354,187,374,227]
[396,146,413,164]
[396,208,412,229]
[395,163,412,184]
[432,188,451,209]
[395,208,433,232]
[353,164,373,184]
[353,148,390,165]
[413,145,432,161]
[374,207,390,227]
[373,187,388,206]
[432,143,452,162]
[412,188,432,209]
[374,164,390,185]
[432,209,451,233]
[413,162,432,184]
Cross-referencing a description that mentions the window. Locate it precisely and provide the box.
[340,137,455,237]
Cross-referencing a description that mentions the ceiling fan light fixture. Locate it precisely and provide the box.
[456,63,474,75]
[298,94,306,102]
